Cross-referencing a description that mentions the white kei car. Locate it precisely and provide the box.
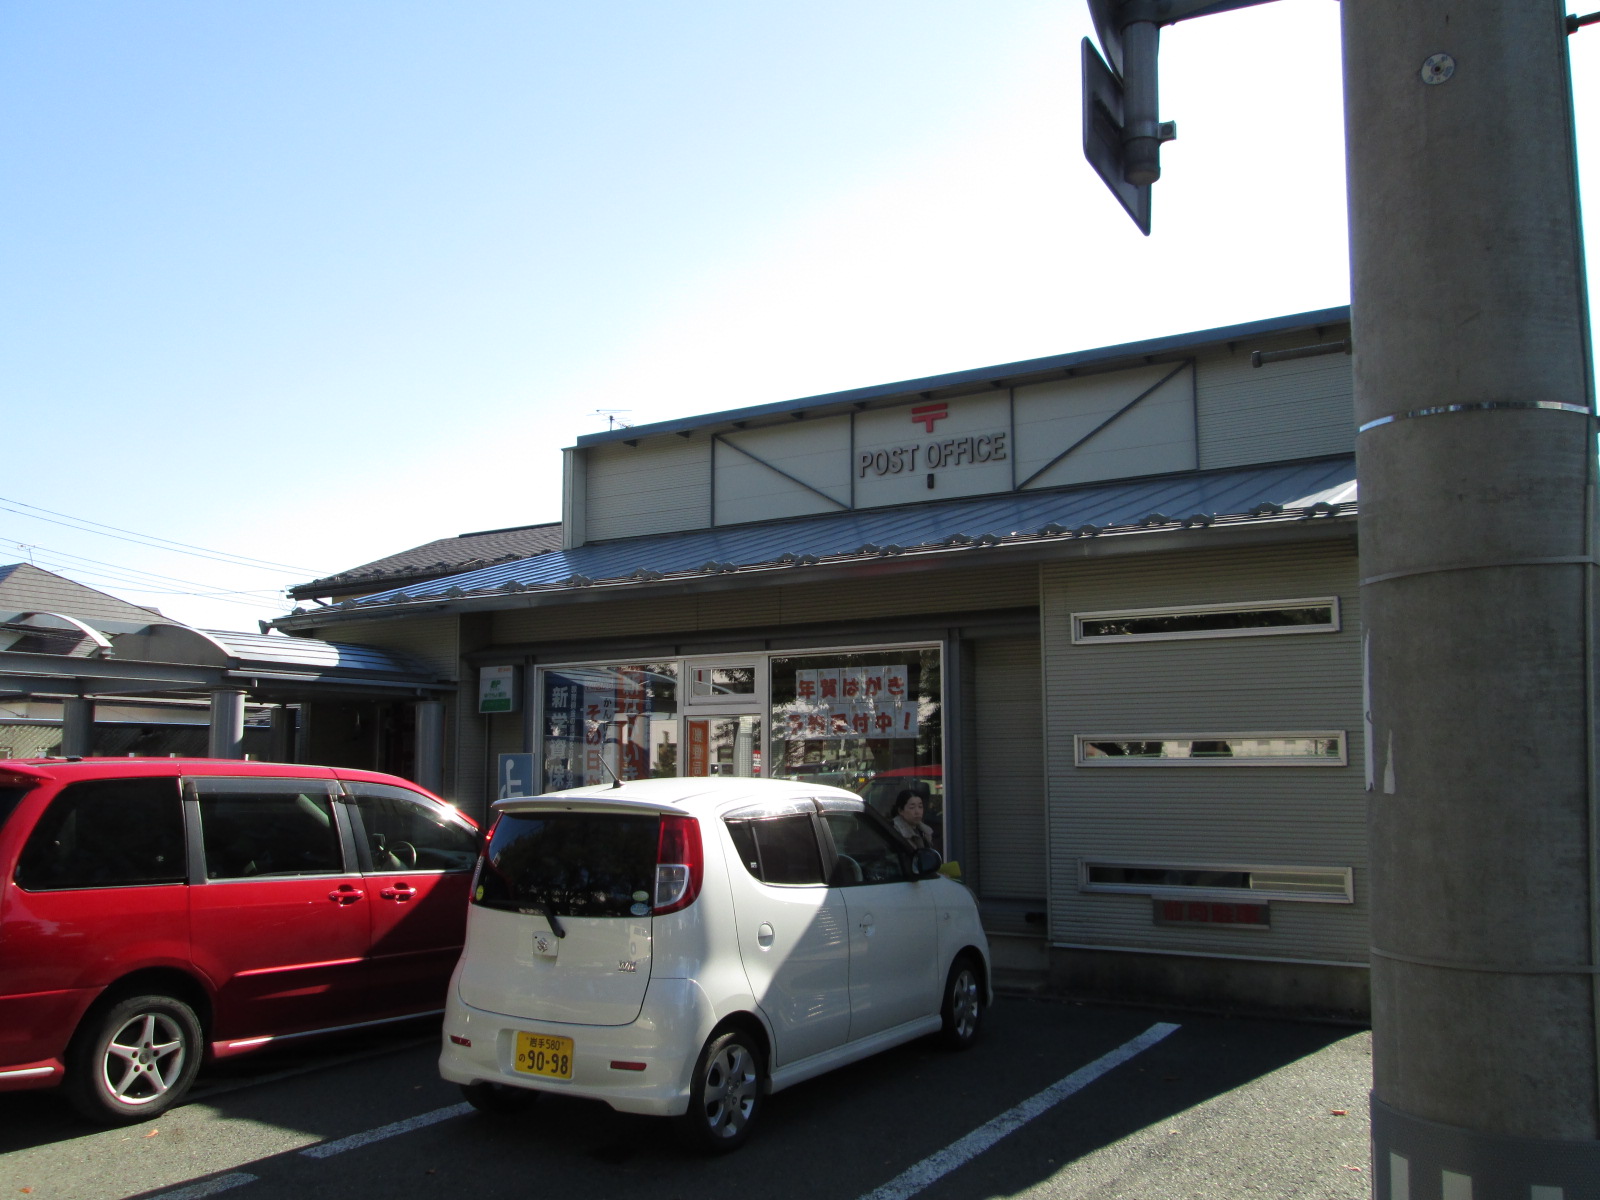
[438,776,990,1151]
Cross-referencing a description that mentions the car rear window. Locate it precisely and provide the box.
[477,811,658,918]
[15,777,186,891]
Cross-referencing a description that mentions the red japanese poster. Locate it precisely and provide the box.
[791,665,914,739]
[687,719,709,776]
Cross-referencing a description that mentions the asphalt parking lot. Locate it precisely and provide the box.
[0,997,1372,1200]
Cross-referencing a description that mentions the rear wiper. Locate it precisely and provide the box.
[538,891,567,939]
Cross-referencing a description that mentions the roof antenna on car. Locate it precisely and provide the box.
[598,756,624,789]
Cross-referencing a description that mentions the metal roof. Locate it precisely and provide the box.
[576,306,1351,449]
[200,629,434,679]
[296,456,1356,620]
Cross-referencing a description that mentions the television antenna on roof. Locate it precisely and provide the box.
[592,409,633,430]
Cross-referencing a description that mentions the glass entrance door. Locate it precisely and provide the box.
[684,714,763,778]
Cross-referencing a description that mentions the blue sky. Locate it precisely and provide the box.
[2,2,1595,630]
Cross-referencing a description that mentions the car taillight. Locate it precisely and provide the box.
[653,815,703,915]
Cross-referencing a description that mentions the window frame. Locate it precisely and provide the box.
[682,657,767,710]
[1075,731,1349,767]
[186,776,351,882]
[722,807,829,887]
[1071,597,1342,645]
[532,641,945,800]
[340,781,480,874]
[13,776,187,892]
[815,799,916,888]
[536,660,683,790]
[1078,859,1354,904]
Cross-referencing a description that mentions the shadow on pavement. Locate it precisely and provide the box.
[6,998,1372,1200]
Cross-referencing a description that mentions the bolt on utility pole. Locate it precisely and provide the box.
[1347,1,1598,1193]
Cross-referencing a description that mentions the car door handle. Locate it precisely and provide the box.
[329,886,365,905]
[380,885,417,902]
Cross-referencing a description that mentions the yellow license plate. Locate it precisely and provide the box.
[513,1032,574,1080]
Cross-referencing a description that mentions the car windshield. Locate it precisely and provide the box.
[476,810,659,918]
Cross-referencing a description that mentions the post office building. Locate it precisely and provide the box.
[277,306,1366,1017]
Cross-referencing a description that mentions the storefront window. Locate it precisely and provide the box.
[684,715,762,777]
[769,649,942,840]
[536,650,944,824]
[687,664,759,700]
[541,663,679,790]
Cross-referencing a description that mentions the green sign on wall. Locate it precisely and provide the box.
[479,664,518,714]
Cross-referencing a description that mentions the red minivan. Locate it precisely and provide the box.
[0,757,479,1122]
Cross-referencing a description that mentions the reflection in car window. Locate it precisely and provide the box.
[725,814,825,886]
[345,783,478,873]
[15,778,185,891]
[196,781,343,879]
[822,811,910,887]
[477,812,657,917]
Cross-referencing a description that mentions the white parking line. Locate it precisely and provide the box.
[298,1101,474,1159]
[858,1021,1182,1200]
[143,1173,259,1200]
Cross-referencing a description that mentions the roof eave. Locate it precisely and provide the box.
[271,509,1357,634]
[287,567,496,602]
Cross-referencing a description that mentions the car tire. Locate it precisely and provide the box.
[937,955,983,1050]
[65,993,203,1124]
[460,1080,541,1113]
[679,1028,763,1153]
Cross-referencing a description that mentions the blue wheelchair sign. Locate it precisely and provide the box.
[499,753,536,799]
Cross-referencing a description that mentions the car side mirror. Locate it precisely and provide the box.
[911,847,943,879]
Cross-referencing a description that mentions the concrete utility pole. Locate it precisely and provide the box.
[1345,1,1598,1193]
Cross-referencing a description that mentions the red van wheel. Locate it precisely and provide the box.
[66,994,203,1124]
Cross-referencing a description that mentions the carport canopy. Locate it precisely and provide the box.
[0,612,449,706]
[1,561,448,709]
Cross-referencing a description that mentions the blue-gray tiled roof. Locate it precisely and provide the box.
[313,457,1356,616]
